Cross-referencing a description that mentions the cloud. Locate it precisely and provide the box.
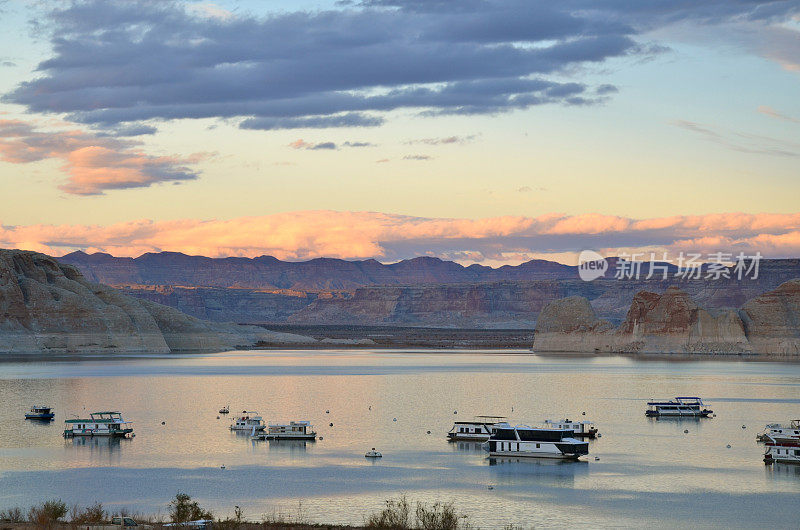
[758,105,800,124]
[674,119,800,157]
[404,135,476,145]
[4,210,800,264]
[6,1,792,133]
[375,158,390,163]
[343,141,376,147]
[0,119,203,195]
[0,0,672,130]
[1,60,15,67]
[288,139,337,150]
[402,154,433,161]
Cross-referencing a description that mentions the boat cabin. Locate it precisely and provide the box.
[63,411,133,437]
[646,397,713,417]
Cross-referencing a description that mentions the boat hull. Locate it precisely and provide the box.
[488,451,581,460]
[645,410,712,417]
[64,429,133,438]
[25,414,55,420]
[259,433,316,440]
[447,433,490,442]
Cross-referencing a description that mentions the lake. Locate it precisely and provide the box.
[0,350,798,528]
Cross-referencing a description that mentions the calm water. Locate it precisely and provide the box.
[0,350,798,528]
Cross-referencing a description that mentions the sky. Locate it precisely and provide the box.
[0,0,799,265]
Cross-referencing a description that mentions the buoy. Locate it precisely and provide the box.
[319,436,324,440]
[216,416,220,419]
[329,422,333,427]
[595,456,600,461]
[742,425,746,429]
[582,412,586,416]
[393,418,397,422]
[369,406,372,410]
[326,410,330,414]
[220,465,226,469]
[597,433,602,438]
[684,429,689,433]
[487,485,494,490]
[454,411,457,414]
[161,421,165,425]
[726,444,731,448]
[426,430,431,434]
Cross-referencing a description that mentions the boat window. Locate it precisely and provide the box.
[536,443,540,448]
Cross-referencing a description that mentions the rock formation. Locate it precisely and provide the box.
[0,249,313,354]
[740,279,800,355]
[533,283,800,356]
[532,296,613,352]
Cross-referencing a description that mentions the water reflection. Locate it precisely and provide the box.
[487,457,589,486]
[449,441,485,453]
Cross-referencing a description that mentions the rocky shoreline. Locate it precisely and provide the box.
[532,281,800,356]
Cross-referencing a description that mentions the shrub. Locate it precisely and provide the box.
[28,499,68,526]
[0,506,23,522]
[72,502,107,523]
[415,501,461,530]
[366,496,411,529]
[169,492,213,523]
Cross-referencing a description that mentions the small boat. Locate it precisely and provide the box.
[763,440,800,465]
[230,412,265,431]
[253,421,316,440]
[543,419,598,438]
[365,448,382,458]
[447,416,509,441]
[757,420,800,443]
[25,406,55,421]
[219,405,230,414]
[485,425,589,460]
[63,411,134,438]
[645,397,713,417]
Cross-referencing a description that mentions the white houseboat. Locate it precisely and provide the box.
[63,411,134,438]
[543,419,598,438]
[447,416,508,441]
[485,425,589,460]
[757,420,800,443]
[253,421,316,440]
[230,412,265,431]
[763,441,800,465]
[645,397,713,417]
[25,406,55,421]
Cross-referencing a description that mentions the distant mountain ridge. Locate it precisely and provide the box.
[59,251,578,290]
[58,251,800,329]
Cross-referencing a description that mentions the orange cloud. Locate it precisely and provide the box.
[2,211,800,265]
[0,119,204,195]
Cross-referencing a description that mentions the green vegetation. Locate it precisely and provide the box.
[169,492,214,523]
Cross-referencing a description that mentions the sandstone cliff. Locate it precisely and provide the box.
[0,250,313,353]
[531,296,613,352]
[533,283,799,355]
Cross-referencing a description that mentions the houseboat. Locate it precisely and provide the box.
[645,397,713,417]
[25,406,55,421]
[543,419,598,438]
[253,421,316,440]
[763,440,800,465]
[485,425,589,460]
[448,416,509,441]
[63,411,134,438]
[757,420,800,443]
[230,412,265,431]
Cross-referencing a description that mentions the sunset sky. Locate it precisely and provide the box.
[1,0,799,265]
